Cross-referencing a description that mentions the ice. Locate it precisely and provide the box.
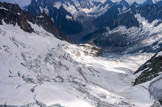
[0,22,156,107]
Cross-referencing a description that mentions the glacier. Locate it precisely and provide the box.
[0,20,156,107]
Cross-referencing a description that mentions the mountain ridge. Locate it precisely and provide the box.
[0,1,70,42]
[25,0,162,44]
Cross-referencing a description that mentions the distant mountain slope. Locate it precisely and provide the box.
[81,4,162,53]
[93,0,130,29]
[25,0,162,43]
[25,0,116,35]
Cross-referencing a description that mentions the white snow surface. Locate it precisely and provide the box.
[0,22,156,107]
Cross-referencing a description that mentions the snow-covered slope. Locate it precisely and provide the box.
[0,17,157,107]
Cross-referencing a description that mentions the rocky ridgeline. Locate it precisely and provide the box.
[134,50,162,85]
[0,2,34,32]
[0,1,70,42]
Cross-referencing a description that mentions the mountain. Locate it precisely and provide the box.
[25,0,114,35]
[0,1,70,42]
[1,1,162,107]
[143,0,154,5]
[0,12,156,107]
[24,0,136,42]
[27,0,113,18]
[81,4,162,53]
[25,0,162,42]
[24,0,162,54]
[0,15,155,107]
[26,0,83,35]
[93,0,130,29]
[142,0,162,6]
[131,2,139,8]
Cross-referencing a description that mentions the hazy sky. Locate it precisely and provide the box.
[0,0,31,7]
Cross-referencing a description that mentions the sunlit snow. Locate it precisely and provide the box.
[0,20,156,107]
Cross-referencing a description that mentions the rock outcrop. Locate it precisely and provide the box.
[0,2,34,32]
[79,42,103,57]
[134,49,162,85]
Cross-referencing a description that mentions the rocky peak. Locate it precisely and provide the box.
[120,0,129,7]
[0,2,34,32]
[131,2,139,8]
[0,2,22,14]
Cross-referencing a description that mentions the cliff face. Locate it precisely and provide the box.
[134,50,162,85]
[0,2,34,32]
